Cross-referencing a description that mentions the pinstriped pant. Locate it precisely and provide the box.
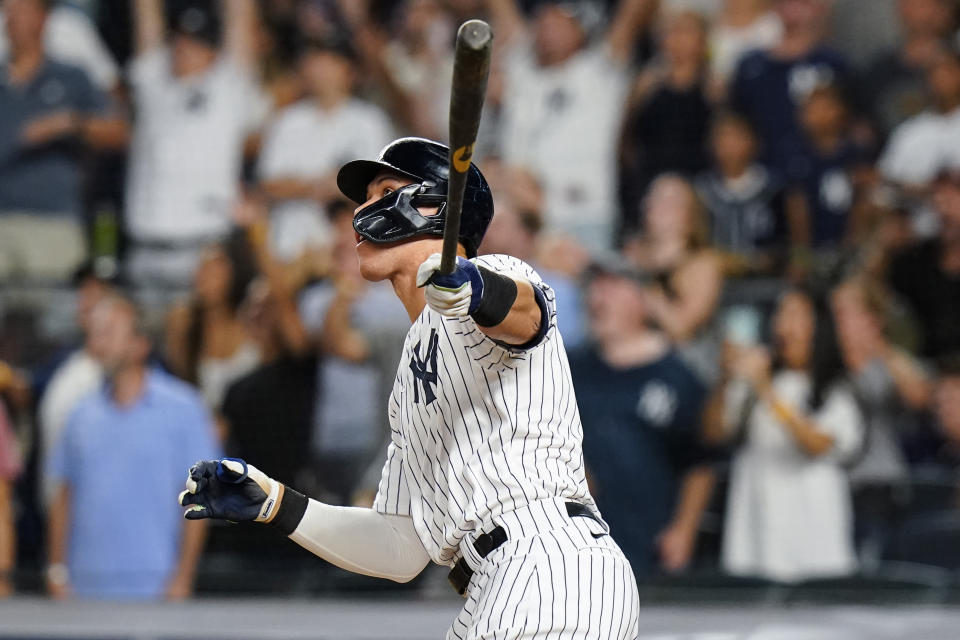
[446,503,640,639]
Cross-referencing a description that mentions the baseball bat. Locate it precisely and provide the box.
[439,19,493,275]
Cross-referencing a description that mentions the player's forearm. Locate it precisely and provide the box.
[476,279,543,346]
[286,500,430,583]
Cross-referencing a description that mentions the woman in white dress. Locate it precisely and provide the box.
[704,288,864,582]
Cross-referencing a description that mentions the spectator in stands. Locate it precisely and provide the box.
[791,83,871,256]
[624,174,724,382]
[125,0,266,289]
[486,0,654,251]
[165,232,261,412]
[0,0,126,283]
[222,274,314,490]
[695,110,790,277]
[258,36,393,264]
[378,0,455,141]
[297,201,408,505]
[730,0,849,176]
[709,0,782,91]
[37,264,116,507]
[832,276,931,564]
[879,44,960,237]
[619,9,713,234]
[931,354,960,471]
[887,168,960,359]
[478,173,586,349]
[0,0,119,90]
[571,256,716,579]
[860,0,954,138]
[0,398,22,598]
[250,2,301,110]
[705,288,863,583]
[46,295,219,600]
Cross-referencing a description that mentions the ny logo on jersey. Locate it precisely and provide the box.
[410,328,440,405]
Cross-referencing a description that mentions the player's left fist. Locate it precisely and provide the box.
[178,458,281,523]
[416,253,483,318]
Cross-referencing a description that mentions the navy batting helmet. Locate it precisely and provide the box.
[336,137,494,258]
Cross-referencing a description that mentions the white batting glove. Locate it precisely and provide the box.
[416,253,484,318]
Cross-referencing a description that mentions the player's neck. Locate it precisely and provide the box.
[390,270,428,323]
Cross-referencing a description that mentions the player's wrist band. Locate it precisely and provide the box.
[268,485,309,536]
[471,266,517,327]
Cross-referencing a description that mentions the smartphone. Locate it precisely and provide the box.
[723,305,762,346]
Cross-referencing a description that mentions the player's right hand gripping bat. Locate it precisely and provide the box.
[438,19,493,275]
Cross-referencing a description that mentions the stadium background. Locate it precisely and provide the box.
[2,0,960,637]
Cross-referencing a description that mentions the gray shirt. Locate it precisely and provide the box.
[299,282,409,468]
[846,358,911,486]
[0,58,108,216]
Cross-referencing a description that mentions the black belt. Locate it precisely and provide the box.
[448,502,602,596]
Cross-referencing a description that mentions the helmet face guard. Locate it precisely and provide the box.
[353,182,449,247]
[338,137,493,258]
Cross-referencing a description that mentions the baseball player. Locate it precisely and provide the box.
[180,138,640,639]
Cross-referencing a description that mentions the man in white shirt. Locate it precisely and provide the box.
[257,37,392,263]
[879,45,960,236]
[125,0,266,289]
[485,0,652,252]
[880,46,960,185]
[37,264,115,507]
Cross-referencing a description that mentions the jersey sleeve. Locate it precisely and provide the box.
[372,438,411,516]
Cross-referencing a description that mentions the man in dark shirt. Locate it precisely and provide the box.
[0,0,125,282]
[858,0,953,138]
[569,257,717,579]
[888,170,960,359]
[791,83,871,250]
[221,280,315,489]
[731,0,849,176]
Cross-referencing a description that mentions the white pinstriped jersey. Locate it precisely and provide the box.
[372,254,598,565]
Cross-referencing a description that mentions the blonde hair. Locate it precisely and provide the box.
[646,173,709,251]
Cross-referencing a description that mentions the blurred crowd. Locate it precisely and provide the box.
[1,0,960,601]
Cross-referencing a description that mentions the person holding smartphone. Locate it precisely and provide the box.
[704,287,864,582]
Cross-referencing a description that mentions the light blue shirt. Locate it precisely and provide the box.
[48,368,219,600]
